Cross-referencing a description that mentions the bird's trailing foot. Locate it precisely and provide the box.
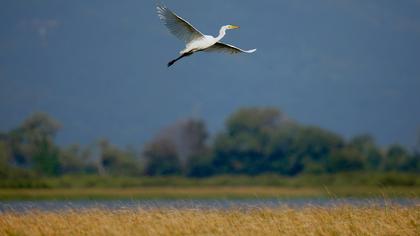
[167,52,193,67]
[167,59,177,67]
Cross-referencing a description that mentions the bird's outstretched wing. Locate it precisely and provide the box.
[204,42,257,54]
[157,5,204,43]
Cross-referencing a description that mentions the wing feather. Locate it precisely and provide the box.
[157,5,204,43]
[204,42,257,54]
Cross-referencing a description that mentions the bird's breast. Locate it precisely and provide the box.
[187,37,217,51]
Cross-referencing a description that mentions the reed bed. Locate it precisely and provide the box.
[0,205,419,236]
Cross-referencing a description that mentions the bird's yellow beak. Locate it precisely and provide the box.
[228,25,240,29]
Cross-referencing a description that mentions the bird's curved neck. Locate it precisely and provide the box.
[216,26,227,41]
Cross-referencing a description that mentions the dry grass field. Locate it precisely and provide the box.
[0,205,419,236]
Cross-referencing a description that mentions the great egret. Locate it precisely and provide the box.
[156,5,256,67]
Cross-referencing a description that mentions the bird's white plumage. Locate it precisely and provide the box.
[156,5,256,66]
[205,42,257,54]
[157,5,204,43]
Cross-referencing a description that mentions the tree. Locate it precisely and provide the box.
[143,138,182,176]
[349,134,382,170]
[264,125,301,174]
[212,107,350,176]
[212,107,293,175]
[0,141,11,178]
[226,107,289,136]
[59,144,90,174]
[98,139,142,176]
[267,126,344,175]
[144,118,209,176]
[213,132,267,175]
[32,137,60,176]
[18,113,61,140]
[326,147,365,173]
[0,140,33,179]
[7,113,62,175]
[156,118,208,165]
[185,152,214,178]
[384,144,410,171]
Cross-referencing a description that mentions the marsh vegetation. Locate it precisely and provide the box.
[1,205,418,236]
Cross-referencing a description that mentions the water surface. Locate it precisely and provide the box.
[1,198,418,212]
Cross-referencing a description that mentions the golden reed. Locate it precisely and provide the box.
[0,205,419,236]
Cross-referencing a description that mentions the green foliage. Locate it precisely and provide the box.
[0,109,419,182]
[59,144,91,174]
[213,107,293,175]
[142,118,209,177]
[186,153,214,178]
[349,135,383,170]
[384,144,411,171]
[0,140,40,183]
[6,112,61,168]
[212,108,347,176]
[212,132,267,175]
[32,138,61,176]
[226,107,286,136]
[98,139,142,176]
[0,141,12,178]
[143,138,182,176]
[0,173,419,189]
[326,147,365,173]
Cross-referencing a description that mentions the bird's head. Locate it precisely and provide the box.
[226,25,240,30]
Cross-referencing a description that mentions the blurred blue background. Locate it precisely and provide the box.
[1,0,419,147]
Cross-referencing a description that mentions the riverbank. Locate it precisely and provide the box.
[0,186,419,200]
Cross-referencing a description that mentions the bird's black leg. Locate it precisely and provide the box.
[167,52,193,67]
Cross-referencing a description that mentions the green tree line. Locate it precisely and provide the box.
[0,108,419,179]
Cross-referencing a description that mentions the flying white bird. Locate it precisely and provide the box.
[156,5,256,67]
